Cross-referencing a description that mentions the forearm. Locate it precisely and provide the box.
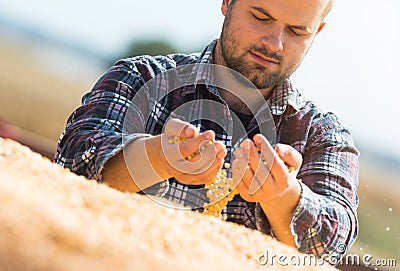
[256,180,358,257]
[259,180,302,247]
[102,136,169,193]
[262,208,296,247]
[55,60,162,185]
[291,182,358,256]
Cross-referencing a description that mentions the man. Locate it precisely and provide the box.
[55,0,359,260]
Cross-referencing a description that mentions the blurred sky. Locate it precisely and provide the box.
[1,0,400,159]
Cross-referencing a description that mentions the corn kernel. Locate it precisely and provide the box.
[171,134,237,220]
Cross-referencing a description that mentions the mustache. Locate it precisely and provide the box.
[250,46,283,63]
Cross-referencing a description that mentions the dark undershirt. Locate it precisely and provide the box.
[231,109,253,127]
[231,109,255,146]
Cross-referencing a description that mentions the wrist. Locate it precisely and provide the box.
[121,136,169,190]
[143,135,171,181]
[259,179,301,223]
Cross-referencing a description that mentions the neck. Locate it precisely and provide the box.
[212,40,274,113]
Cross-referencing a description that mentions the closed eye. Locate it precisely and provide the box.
[252,13,272,22]
[288,26,308,37]
[288,28,303,37]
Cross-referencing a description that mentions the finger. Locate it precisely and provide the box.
[275,144,302,171]
[164,118,196,137]
[234,144,249,161]
[246,141,273,194]
[181,123,200,138]
[163,130,218,175]
[239,139,254,156]
[248,173,265,195]
[236,179,251,201]
[214,140,227,160]
[174,156,224,185]
[232,146,251,187]
[170,142,216,174]
[236,165,256,201]
[231,156,247,188]
[191,140,219,173]
[178,138,226,165]
[253,134,288,189]
[187,140,227,170]
[179,130,215,158]
[253,135,276,169]
[198,157,225,183]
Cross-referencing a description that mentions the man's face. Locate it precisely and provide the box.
[219,0,327,89]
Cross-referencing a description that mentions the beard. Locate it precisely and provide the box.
[219,9,301,89]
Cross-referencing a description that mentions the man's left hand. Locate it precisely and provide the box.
[232,134,303,246]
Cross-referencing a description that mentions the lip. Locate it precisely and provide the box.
[249,51,280,67]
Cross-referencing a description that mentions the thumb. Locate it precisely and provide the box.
[275,144,302,171]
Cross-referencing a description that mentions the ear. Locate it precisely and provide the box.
[221,0,233,16]
[316,21,326,34]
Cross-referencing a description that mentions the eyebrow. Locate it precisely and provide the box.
[250,6,313,34]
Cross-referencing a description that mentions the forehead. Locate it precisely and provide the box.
[242,0,328,28]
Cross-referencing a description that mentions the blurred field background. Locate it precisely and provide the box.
[0,1,399,270]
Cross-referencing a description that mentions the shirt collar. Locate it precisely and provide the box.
[194,39,218,83]
[268,79,304,116]
[179,40,218,96]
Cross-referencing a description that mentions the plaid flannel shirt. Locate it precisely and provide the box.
[55,40,359,258]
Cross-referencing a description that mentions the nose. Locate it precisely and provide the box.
[260,26,284,53]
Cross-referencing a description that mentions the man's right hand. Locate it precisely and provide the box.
[146,118,227,186]
[102,118,227,193]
